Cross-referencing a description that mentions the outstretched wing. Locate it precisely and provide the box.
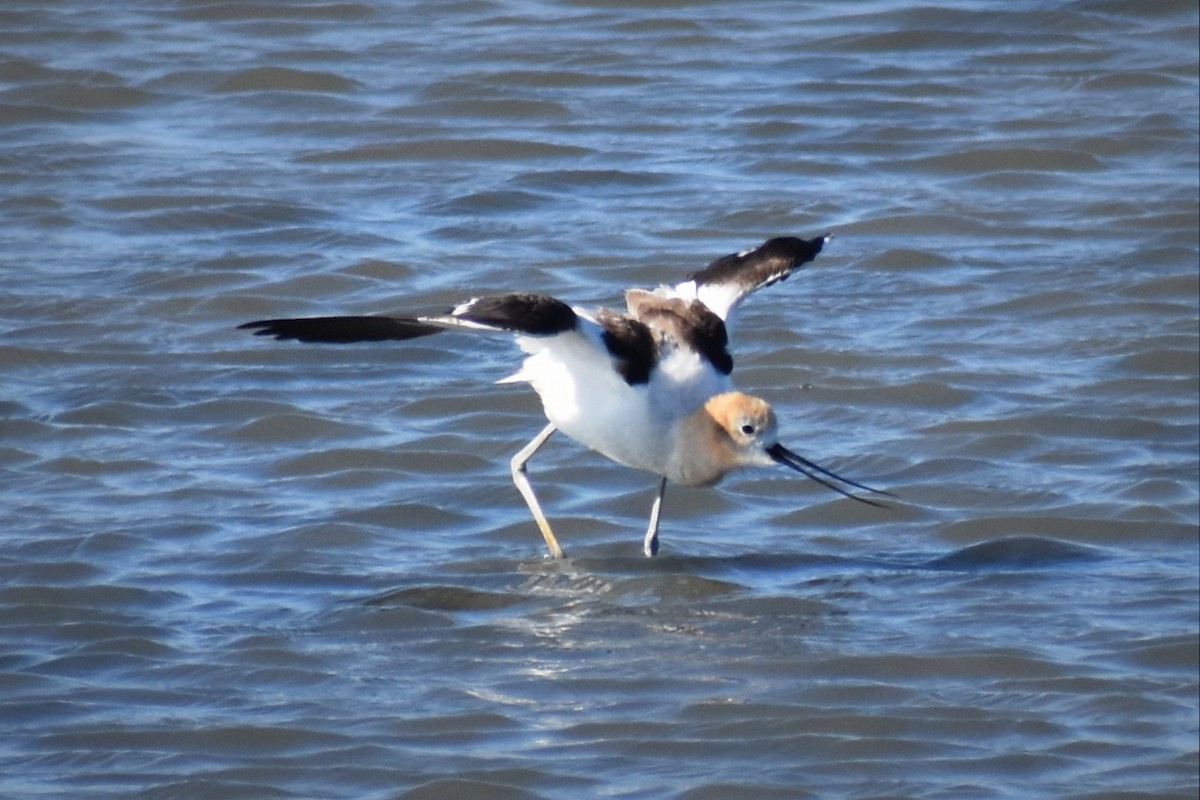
[238,315,443,342]
[674,234,830,321]
[239,293,579,343]
[240,293,664,389]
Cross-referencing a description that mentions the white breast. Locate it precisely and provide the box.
[507,328,731,479]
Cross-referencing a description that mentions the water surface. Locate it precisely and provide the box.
[1,1,1197,798]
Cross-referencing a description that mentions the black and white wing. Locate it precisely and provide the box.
[673,234,829,322]
[238,293,578,343]
[240,293,666,389]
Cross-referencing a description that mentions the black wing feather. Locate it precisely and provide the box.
[687,235,828,293]
[452,293,577,335]
[238,316,442,343]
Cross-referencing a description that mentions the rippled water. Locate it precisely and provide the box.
[2,1,1197,798]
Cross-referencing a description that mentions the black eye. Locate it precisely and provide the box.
[741,424,755,435]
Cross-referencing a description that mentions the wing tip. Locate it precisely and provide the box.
[237,316,443,343]
[237,318,295,340]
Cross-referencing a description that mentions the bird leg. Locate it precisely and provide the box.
[510,423,564,559]
[643,476,667,557]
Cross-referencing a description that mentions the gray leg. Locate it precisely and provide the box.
[510,423,565,559]
[643,476,667,557]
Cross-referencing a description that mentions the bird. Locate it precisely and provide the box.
[239,234,891,558]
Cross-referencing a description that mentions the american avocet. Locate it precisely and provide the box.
[240,234,891,558]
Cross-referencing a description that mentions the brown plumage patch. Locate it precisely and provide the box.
[626,290,733,375]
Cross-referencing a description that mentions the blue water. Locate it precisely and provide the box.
[1,1,1197,798]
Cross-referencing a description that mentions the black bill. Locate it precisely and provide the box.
[766,443,894,507]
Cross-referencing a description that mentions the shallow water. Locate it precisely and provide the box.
[1,1,1197,798]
